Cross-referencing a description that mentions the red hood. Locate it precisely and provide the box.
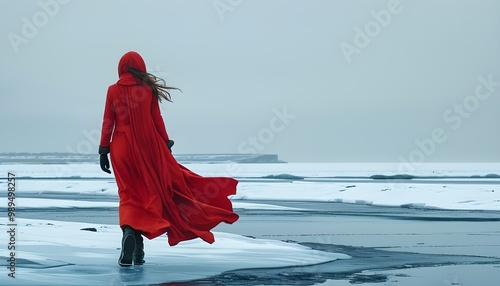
[117,51,147,85]
[118,51,146,76]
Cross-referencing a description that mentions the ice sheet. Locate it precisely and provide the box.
[0,218,348,285]
[12,198,305,211]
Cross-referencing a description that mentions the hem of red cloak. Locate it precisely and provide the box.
[121,213,239,246]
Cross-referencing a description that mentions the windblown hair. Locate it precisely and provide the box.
[128,67,181,103]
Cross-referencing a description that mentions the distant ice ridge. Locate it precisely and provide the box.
[0,152,286,164]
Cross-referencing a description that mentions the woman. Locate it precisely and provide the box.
[98,51,239,267]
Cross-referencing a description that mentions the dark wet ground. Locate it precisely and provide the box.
[185,243,498,286]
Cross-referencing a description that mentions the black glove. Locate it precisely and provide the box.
[100,154,111,174]
[166,140,174,152]
[98,146,111,174]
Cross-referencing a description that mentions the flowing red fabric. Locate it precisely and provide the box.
[99,51,239,246]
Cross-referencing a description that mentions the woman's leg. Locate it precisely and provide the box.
[118,225,136,266]
[133,229,145,265]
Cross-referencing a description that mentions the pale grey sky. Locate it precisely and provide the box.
[1,0,500,163]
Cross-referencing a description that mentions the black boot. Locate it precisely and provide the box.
[118,226,136,267]
[133,230,145,265]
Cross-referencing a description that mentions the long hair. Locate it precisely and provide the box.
[128,67,181,103]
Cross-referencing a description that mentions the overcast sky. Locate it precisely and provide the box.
[1,0,500,163]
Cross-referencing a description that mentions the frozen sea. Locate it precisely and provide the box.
[0,154,499,285]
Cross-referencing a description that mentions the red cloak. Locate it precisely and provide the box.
[99,51,239,246]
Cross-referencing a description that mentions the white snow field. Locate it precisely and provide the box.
[2,162,500,211]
